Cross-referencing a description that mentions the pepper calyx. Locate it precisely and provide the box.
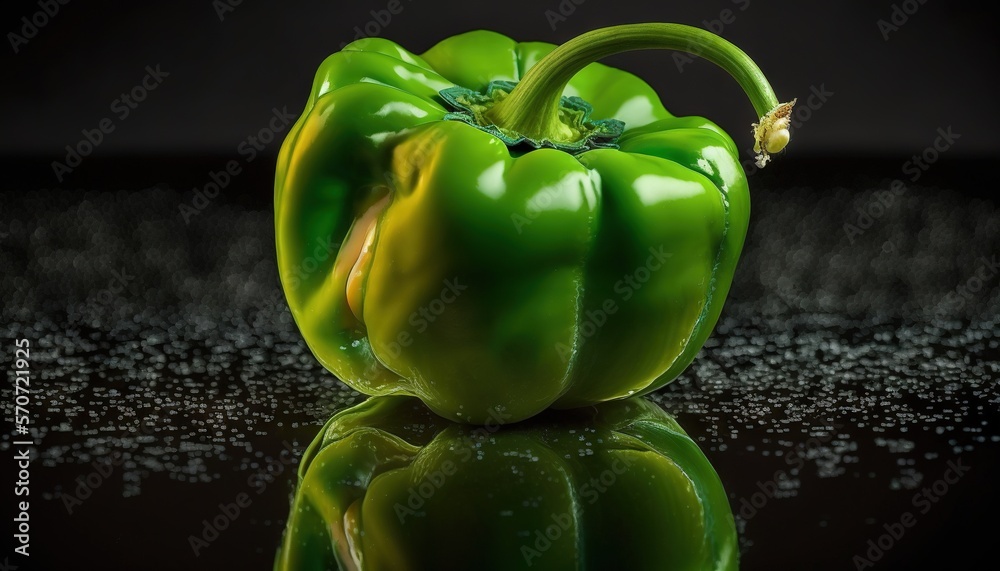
[440,81,624,153]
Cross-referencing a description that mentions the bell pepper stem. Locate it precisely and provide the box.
[486,23,796,167]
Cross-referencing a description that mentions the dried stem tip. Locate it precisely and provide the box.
[753,99,796,168]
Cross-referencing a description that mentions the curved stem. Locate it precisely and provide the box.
[486,23,795,167]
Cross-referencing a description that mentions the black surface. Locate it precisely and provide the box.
[2,158,998,570]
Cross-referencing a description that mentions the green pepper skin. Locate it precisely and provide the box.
[274,396,737,571]
[275,31,749,423]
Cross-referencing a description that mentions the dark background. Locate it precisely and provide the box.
[2,1,999,570]
[1,0,999,158]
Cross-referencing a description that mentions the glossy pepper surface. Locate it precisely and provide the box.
[275,24,795,423]
[274,396,737,571]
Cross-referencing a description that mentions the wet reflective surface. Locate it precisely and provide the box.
[275,396,735,570]
[2,170,998,569]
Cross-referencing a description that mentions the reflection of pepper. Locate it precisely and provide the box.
[274,396,737,571]
[275,24,795,423]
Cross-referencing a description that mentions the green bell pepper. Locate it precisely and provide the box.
[275,24,794,423]
[274,396,737,571]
